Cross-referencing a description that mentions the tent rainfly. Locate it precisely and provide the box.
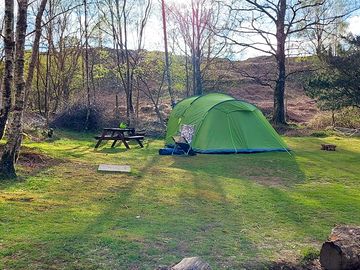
[165,93,289,154]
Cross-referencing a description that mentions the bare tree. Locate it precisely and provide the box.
[0,0,29,179]
[220,0,359,124]
[83,0,92,129]
[161,0,175,106]
[0,10,5,108]
[298,0,350,56]
[28,0,83,116]
[0,0,15,140]
[24,0,48,108]
[97,0,152,126]
[136,52,167,127]
[168,0,226,96]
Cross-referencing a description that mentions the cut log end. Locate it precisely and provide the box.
[320,225,360,270]
[320,242,342,270]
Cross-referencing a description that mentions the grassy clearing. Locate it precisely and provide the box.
[0,132,360,269]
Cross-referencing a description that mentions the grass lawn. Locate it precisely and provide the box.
[0,132,360,269]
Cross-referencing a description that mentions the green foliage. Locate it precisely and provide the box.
[310,131,330,137]
[305,72,344,111]
[305,36,360,111]
[92,50,111,80]
[1,132,360,269]
[300,246,319,264]
[119,122,127,129]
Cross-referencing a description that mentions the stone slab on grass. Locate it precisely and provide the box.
[98,164,131,173]
[171,257,211,270]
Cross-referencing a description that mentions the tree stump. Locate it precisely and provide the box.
[320,225,360,270]
[321,144,337,151]
[171,257,211,270]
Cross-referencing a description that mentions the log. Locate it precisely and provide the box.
[171,257,211,270]
[321,144,337,151]
[320,225,360,270]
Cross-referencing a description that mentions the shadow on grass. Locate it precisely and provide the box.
[34,156,163,266]
[4,136,358,269]
[95,147,128,154]
[163,152,328,267]
[170,151,306,188]
[93,138,154,154]
[0,146,64,190]
[53,130,96,142]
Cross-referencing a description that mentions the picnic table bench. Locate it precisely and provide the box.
[95,128,145,149]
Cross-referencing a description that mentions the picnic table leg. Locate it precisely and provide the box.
[95,140,102,148]
[137,139,144,148]
[109,130,118,148]
[122,139,130,149]
[111,140,118,148]
[95,130,107,148]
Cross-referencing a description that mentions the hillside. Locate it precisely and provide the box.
[22,49,319,133]
[203,56,317,123]
[92,53,318,129]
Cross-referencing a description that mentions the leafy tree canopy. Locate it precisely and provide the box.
[305,36,360,110]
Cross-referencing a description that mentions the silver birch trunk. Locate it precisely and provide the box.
[0,0,29,179]
[0,0,15,140]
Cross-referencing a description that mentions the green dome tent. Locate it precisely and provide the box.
[165,93,289,154]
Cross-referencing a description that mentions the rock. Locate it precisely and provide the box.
[171,257,211,270]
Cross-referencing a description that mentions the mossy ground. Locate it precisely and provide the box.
[1,132,359,269]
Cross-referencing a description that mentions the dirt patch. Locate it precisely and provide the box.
[0,145,61,175]
[269,259,321,270]
[4,196,34,202]
[18,151,54,169]
[249,176,286,187]
[157,258,321,270]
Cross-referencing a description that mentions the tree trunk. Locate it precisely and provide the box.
[194,48,203,95]
[44,45,50,124]
[161,0,175,107]
[0,0,15,140]
[0,0,29,179]
[154,105,166,129]
[191,49,197,96]
[320,225,360,270]
[191,6,197,96]
[185,50,191,97]
[273,0,287,125]
[83,0,91,130]
[127,90,135,127]
[191,3,203,96]
[24,0,48,109]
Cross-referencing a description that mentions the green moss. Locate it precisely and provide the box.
[0,132,359,269]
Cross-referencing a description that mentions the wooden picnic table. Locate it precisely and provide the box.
[94,127,144,149]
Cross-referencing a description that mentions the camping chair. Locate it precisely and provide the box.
[172,124,196,156]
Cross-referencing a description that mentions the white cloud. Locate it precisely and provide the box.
[348,15,360,35]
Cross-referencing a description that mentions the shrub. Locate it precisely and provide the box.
[50,103,104,131]
[308,107,360,129]
[310,131,329,137]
